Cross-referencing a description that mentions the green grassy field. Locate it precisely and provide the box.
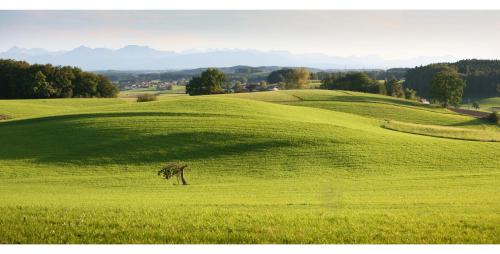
[461,97,500,112]
[307,80,322,89]
[119,85,186,98]
[0,90,499,243]
[382,120,500,142]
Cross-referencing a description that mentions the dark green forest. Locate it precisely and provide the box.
[0,59,118,99]
[404,59,500,99]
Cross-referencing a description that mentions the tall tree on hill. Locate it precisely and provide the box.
[290,67,310,89]
[321,72,376,92]
[186,68,225,95]
[430,68,466,108]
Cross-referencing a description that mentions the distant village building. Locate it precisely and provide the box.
[420,98,430,105]
[491,107,500,112]
[267,85,279,91]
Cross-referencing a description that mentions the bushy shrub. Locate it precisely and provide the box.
[486,112,499,125]
[405,88,417,100]
[137,93,158,102]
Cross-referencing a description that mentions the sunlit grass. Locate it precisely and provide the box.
[0,90,499,243]
[382,120,500,142]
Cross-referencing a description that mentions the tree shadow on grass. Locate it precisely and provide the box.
[447,118,498,128]
[0,112,231,126]
[0,112,294,165]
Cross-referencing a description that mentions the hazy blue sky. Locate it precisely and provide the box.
[1,10,500,59]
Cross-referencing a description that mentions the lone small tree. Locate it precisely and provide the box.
[472,101,480,110]
[157,162,189,185]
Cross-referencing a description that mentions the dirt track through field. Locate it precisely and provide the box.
[449,108,490,118]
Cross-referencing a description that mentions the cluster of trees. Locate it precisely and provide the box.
[318,69,466,108]
[267,68,310,89]
[186,68,274,95]
[0,59,118,99]
[230,80,268,92]
[186,68,226,95]
[401,64,467,107]
[320,72,377,92]
[405,60,500,99]
[319,72,410,98]
[311,68,409,81]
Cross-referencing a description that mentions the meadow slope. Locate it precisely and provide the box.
[0,90,499,243]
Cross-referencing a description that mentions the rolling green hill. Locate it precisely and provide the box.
[0,90,499,243]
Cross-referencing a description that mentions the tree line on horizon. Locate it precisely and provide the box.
[101,66,408,91]
[320,68,466,107]
[1,58,496,107]
[185,66,466,108]
[404,59,500,99]
[176,59,500,105]
[0,59,118,99]
[320,72,419,100]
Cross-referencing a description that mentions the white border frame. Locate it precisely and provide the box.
[1,0,500,10]
[1,244,500,254]
[1,0,499,253]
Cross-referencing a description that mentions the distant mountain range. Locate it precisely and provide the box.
[0,45,458,71]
